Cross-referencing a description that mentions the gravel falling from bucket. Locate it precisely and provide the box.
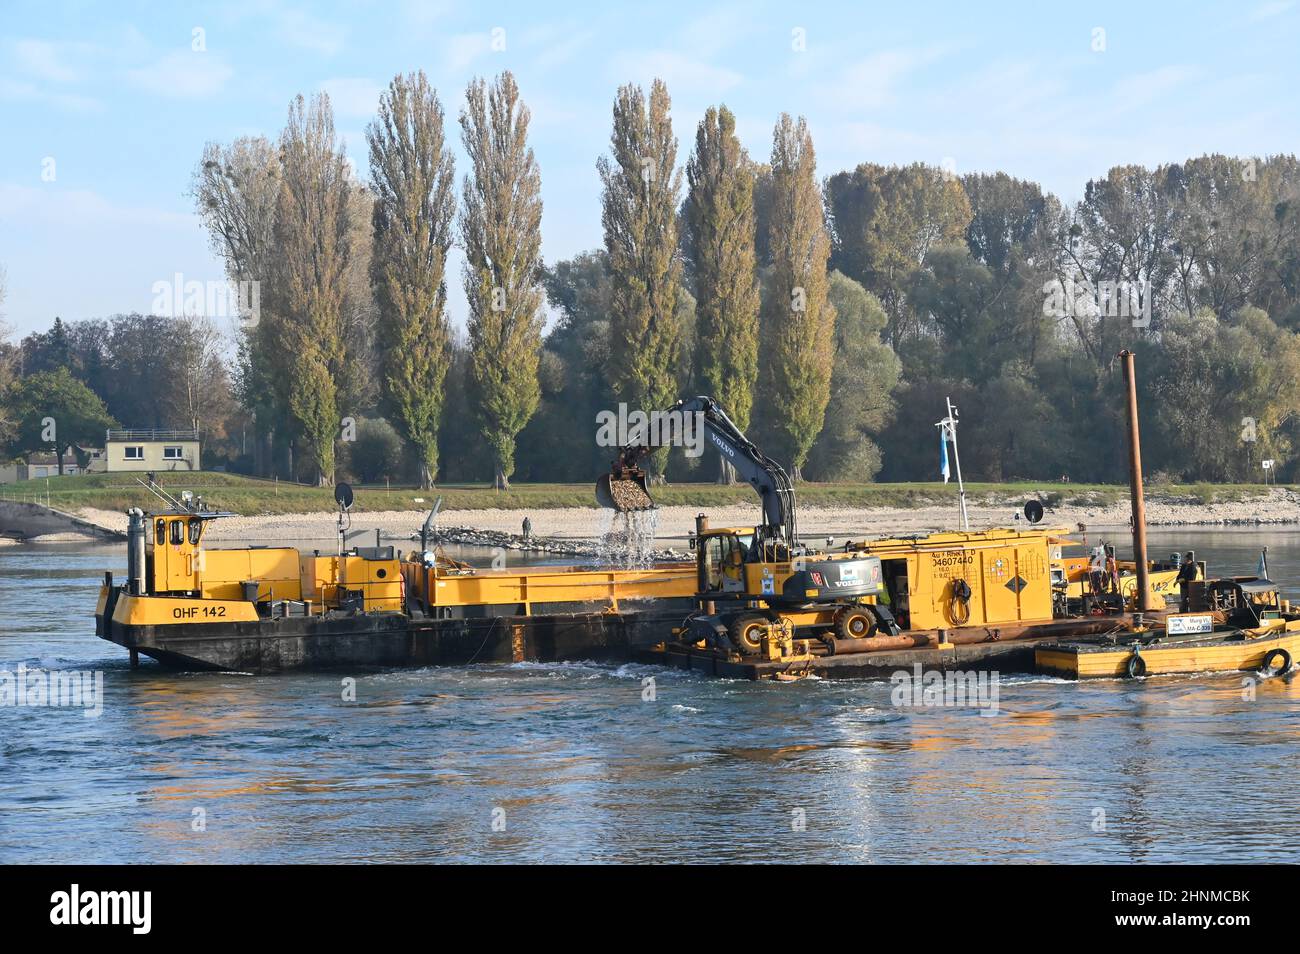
[598,507,660,569]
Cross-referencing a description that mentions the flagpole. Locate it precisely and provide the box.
[938,397,970,532]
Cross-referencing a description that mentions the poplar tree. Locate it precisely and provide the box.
[597,79,683,476]
[367,71,457,488]
[460,71,544,491]
[273,93,353,485]
[192,136,282,476]
[759,113,834,480]
[685,104,760,481]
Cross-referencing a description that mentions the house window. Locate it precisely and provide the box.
[124,446,145,460]
[163,446,184,460]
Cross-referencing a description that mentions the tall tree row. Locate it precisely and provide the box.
[366,71,457,489]
[684,105,760,482]
[272,93,355,486]
[757,114,835,480]
[459,71,544,491]
[597,79,685,476]
[193,135,281,473]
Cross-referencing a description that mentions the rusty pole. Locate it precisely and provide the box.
[1120,350,1155,613]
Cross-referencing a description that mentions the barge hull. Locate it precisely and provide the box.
[103,600,694,674]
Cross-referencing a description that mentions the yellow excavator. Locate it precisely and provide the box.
[597,396,896,656]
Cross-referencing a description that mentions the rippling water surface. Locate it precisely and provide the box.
[2,529,1298,863]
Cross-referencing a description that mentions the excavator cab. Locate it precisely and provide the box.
[700,530,750,594]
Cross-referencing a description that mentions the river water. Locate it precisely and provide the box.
[1,529,1297,864]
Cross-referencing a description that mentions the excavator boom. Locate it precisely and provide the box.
[595,397,797,549]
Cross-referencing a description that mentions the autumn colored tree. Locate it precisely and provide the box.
[273,93,354,485]
[460,71,544,491]
[192,136,284,475]
[597,79,684,475]
[684,104,760,482]
[825,162,971,347]
[757,114,834,480]
[367,71,457,488]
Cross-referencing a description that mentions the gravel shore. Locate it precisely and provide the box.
[73,487,1300,547]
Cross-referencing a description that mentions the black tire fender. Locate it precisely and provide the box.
[1261,648,1292,676]
[1127,653,1147,678]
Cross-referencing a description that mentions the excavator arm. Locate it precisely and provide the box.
[595,396,797,551]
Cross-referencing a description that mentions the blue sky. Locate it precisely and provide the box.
[1,0,1298,336]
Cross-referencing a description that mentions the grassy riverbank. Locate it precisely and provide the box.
[0,471,1277,517]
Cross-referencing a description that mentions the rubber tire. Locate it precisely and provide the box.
[834,606,877,640]
[1261,648,1292,676]
[729,614,769,655]
[1127,654,1147,678]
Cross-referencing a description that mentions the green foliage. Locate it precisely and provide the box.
[825,162,972,346]
[460,71,545,490]
[804,272,898,481]
[367,71,457,488]
[1145,307,1300,482]
[270,92,354,485]
[597,79,685,475]
[515,253,615,483]
[756,114,834,479]
[341,417,404,483]
[4,368,117,469]
[685,105,761,459]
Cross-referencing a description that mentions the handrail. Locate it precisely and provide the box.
[106,429,201,442]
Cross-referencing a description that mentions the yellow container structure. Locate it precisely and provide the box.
[849,527,1057,631]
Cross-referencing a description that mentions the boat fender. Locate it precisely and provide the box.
[1127,652,1147,678]
[1261,648,1292,676]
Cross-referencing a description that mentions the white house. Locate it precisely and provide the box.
[104,429,202,472]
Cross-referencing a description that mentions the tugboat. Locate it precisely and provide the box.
[1036,573,1298,679]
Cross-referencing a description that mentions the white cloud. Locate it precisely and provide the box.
[533,28,597,70]
[13,38,80,83]
[834,47,950,111]
[1112,65,1198,111]
[0,77,100,112]
[1249,1,1295,21]
[442,32,493,73]
[275,7,347,55]
[614,49,743,93]
[127,50,233,98]
[0,182,197,230]
[321,77,382,119]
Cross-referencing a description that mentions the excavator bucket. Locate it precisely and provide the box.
[596,472,654,511]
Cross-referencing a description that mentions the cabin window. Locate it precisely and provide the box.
[188,519,202,545]
[169,520,184,546]
[163,446,183,460]
[124,446,144,460]
[155,520,165,545]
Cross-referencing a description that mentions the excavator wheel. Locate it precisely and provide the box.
[834,605,877,640]
[728,613,771,655]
